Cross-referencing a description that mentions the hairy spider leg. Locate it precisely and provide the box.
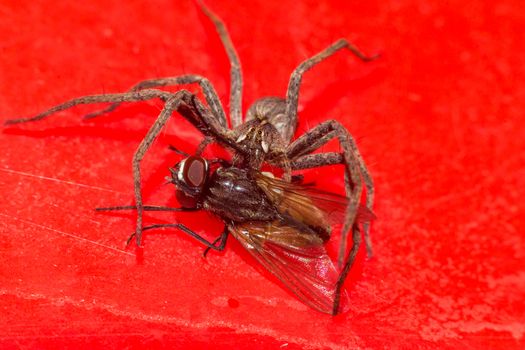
[333,224,361,315]
[84,0,245,128]
[286,119,374,262]
[285,38,379,143]
[198,0,243,128]
[130,90,243,245]
[6,88,241,246]
[290,152,343,170]
[83,75,228,129]
[5,89,173,125]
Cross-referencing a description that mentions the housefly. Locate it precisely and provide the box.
[104,154,374,315]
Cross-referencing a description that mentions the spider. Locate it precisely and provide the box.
[5,1,377,274]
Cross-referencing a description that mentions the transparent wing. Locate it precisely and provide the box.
[229,221,349,314]
[255,173,375,235]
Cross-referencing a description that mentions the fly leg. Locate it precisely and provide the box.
[95,205,199,245]
[95,205,198,212]
[125,223,228,251]
[168,136,214,158]
[203,226,230,257]
[96,204,230,254]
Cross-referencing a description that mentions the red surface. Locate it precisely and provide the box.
[1,0,524,348]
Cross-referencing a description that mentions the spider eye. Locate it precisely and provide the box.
[179,156,208,188]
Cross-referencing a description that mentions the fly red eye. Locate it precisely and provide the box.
[182,156,208,188]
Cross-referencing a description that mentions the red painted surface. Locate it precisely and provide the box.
[1,0,524,348]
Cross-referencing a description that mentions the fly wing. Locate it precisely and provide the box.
[255,172,375,236]
[229,221,349,314]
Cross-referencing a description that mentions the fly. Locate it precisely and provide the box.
[98,154,374,315]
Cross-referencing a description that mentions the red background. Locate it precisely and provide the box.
[1,0,524,348]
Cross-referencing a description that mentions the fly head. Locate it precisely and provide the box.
[169,156,209,208]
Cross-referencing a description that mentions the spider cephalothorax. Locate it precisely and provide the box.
[5,1,378,315]
[231,101,291,174]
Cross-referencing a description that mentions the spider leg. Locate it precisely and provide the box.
[285,120,374,263]
[290,152,343,170]
[131,90,241,246]
[83,75,228,129]
[284,39,378,142]
[4,89,173,125]
[287,123,374,239]
[5,82,241,152]
[333,223,361,315]
[5,86,243,247]
[198,0,243,127]
[291,151,374,263]
[126,223,228,251]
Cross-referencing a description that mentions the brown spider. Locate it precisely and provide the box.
[5,2,377,283]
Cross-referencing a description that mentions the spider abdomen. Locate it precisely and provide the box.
[246,96,296,144]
